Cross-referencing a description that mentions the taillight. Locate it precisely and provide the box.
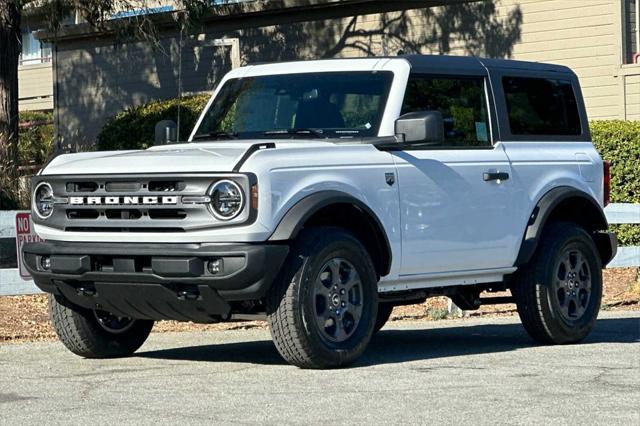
[603,160,611,207]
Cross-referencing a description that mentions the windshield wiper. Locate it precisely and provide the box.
[263,128,325,138]
[192,131,238,141]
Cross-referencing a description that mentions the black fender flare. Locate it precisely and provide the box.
[515,186,608,266]
[268,190,392,276]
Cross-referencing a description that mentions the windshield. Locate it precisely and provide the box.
[192,71,394,140]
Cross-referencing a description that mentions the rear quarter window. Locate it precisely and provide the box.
[502,76,581,136]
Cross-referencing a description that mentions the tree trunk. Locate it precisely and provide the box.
[0,2,21,205]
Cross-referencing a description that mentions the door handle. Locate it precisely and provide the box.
[483,171,509,182]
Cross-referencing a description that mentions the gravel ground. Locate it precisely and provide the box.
[1,268,637,343]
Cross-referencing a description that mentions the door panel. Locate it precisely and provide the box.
[395,146,520,275]
[394,73,523,276]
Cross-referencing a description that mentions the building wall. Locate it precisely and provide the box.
[51,0,640,147]
[343,0,639,121]
[18,13,54,112]
[18,63,53,111]
[18,3,178,113]
[626,73,640,119]
[54,34,236,146]
[488,0,639,121]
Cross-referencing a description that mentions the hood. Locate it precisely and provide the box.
[41,142,263,175]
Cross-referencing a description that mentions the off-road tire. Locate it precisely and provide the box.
[266,227,378,369]
[374,303,394,333]
[48,294,154,358]
[514,222,602,344]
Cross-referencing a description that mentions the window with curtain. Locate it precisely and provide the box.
[624,0,639,64]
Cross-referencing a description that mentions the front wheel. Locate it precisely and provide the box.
[49,294,154,358]
[267,227,378,369]
[514,222,602,344]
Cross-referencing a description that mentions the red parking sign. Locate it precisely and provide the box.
[15,212,44,279]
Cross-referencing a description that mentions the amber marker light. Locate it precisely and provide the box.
[251,184,259,210]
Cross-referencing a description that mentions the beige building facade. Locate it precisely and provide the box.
[18,12,54,111]
[487,0,639,120]
[17,1,175,113]
[319,0,640,120]
[26,0,640,145]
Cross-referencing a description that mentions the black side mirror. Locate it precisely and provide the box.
[154,120,177,145]
[394,111,444,145]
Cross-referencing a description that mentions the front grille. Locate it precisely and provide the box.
[66,181,98,192]
[148,209,187,219]
[36,174,251,233]
[104,209,143,220]
[148,180,185,192]
[104,181,141,192]
[67,209,100,219]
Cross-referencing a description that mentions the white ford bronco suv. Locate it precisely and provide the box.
[24,55,617,369]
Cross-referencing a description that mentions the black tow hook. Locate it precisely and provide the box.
[76,287,96,297]
[177,289,200,301]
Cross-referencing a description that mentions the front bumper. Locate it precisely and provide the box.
[23,241,289,323]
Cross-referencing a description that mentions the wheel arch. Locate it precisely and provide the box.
[515,186,609,266]
[269,191,392,277]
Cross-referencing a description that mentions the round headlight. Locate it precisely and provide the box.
[208,180,244,220]
[33,182,54,219]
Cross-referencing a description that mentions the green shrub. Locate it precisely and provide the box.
[96,95,209,151]
[0,111,55,210]
[591,120,640,246]
[18,110,55,167]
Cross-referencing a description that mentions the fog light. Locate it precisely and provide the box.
[207,258,223,274]
[40,256,51,271]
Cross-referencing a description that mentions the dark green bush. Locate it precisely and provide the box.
[591,120,640,246]
[18,110,55,167]
[96,95,209,151]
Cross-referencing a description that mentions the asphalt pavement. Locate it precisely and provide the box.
[1,311,638,425]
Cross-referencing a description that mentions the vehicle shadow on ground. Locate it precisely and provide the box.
[135,317,639,367]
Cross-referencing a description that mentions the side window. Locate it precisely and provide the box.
[502,76,581,136]
[401,76,491,147]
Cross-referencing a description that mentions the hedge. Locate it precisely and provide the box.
[96,94,209,151]
[591,120,640,247]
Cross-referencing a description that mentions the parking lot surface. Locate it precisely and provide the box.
[1,311,638,425]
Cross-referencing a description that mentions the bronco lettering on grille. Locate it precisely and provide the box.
[68,196,178,205]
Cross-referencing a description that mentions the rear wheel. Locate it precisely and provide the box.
[514,222,602,344]
[49,294,154,358]
[267,227,378,369]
